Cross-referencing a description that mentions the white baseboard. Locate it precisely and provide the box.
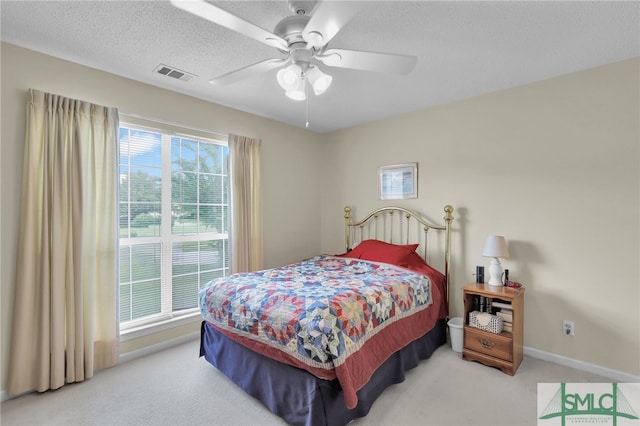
[118,331,200,364]
[524,346,640,382]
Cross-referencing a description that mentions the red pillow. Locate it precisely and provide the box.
[398,250,440,276]
[336,239,419,265]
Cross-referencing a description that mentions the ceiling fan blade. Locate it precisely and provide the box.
[209,58,289,86]
[318,48,417,74]
[171,0,288,51]
[302,1,363,48]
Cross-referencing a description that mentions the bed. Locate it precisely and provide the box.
[199,205,454,426]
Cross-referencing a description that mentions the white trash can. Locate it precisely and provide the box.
[447,317,463,353]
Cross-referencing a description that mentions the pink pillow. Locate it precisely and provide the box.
[336,239,419,265]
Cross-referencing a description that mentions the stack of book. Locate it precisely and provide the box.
[473,295,490,312]
[492,300,513,332]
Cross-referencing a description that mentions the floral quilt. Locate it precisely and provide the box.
[199,255,440,408]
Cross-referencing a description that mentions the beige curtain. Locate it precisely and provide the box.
[228,134,263,273]
[8,89,119,395]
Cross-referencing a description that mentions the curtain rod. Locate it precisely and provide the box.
[119,111,228,139]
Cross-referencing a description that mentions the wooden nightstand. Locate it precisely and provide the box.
[462,283,524,375]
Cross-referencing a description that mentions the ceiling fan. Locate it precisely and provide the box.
[170,0,417,101]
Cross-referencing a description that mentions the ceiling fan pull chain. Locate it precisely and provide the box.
[305,79,310,128]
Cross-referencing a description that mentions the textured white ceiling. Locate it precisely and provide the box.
[2,1,638,133]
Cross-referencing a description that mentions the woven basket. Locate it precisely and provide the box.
[469,310,503,334]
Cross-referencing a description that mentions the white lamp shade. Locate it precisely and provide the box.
[307,67,332,96]
[285,88,306,101]
[277,64,302,92]
[282,67,306,101]
[482,235,509,258]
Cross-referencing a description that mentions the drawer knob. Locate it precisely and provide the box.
[480,338,494,349]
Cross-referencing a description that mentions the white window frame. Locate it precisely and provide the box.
[118,118,228,335]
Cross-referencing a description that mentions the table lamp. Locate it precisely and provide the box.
[482,235,509,286]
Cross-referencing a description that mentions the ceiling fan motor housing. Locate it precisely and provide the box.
[274,14,311,46]
[290,44,313,72]
[274,14,318,72]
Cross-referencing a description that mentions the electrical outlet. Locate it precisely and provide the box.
[563,320,575,336]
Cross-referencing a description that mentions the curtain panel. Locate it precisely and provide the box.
[8,89,119,395]
[228,134,263,273]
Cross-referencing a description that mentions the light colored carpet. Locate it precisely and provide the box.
[1,339,608,426]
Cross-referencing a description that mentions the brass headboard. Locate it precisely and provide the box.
[344,205,454,311]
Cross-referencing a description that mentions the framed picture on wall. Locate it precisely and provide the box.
[378,163,418,200]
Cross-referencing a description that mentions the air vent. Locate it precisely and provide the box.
[154,64,196,82]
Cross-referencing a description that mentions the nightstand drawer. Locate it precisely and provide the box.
[464,327,512,362]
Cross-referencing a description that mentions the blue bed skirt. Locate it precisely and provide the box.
[199,318,447,426]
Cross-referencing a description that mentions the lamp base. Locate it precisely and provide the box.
[487,257,504,286]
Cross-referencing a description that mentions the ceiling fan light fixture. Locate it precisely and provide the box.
[285,88,306,101]
[285,73,307,101]
[307,66,332,96]
[277,64,302,91]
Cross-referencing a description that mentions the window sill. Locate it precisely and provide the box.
[119,311,201,342]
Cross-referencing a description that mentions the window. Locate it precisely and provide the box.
[118,122,229,328]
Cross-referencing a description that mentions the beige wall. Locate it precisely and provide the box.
[0,43,324,392]
[2,42,638,394]
[320,58,640,376]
